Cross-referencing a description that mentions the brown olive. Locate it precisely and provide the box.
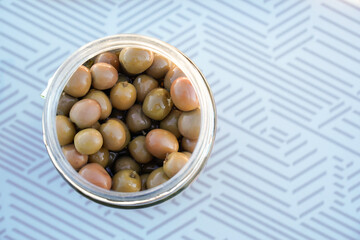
[133,74,158,102]
[116,119,131,150]
[145,129,179,159]
[62,144,88,170]
[112,169,141,192]
[99,119,126,151]
[178,108,201,140]
[119,48,154,75]
[113,156,141,174]
[128,136,152,164]
[110,82,137,110]
[56,115,76,146]
[69,99,101,129]
[182,151,192,158]
[146,167,169,189]
[94,52,120,71]
[141,162,159,173]
[163,152,189,178]
[74,129,103,155]
[142,88,173,121]
[164,65,185,90]
[181,137,197,153]
[146,53,171,79]
[57,93,78,116]
[89,147,109,168]
[126,104,151,133]
[84,89,112,120]
[140,174,149,190]
[90,62,118,90]
[108,151,119,167]
[64,65,91,97]
[170,77,199,111]
[79,163,111,190]
[160,109,182,138]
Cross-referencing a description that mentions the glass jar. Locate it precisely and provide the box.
[42,34,216,208]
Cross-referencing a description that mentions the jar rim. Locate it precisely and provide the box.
[42,34,216,208]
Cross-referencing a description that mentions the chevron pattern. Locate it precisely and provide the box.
[1,0,360,239]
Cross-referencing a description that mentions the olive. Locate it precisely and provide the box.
[128,136,152,164]
[94,52,120,71]
[89,147,109,168]
[133,74,158,102]
[74,129,103,155]
[62,144,88,170]
[56,115,76,146]
[170,77,199,111]
[119,48,154,75]
[99,119,126,151]
[146,167,169,189]
[160,109,182,138]
[141,162,159,173]
[109,108,126,122]
[69,99,101,129]
[164,65,185,90]
[140,174,149,190]
[178,108,201,140]
[116,119,131,150]
[108,151,119,167]
[64,65,91,97]
[57,92,78,116]
[84,89,112,120]
[181,137,197,153]
[146,53,171,79]
[113,156,140,174]
[142,88,173,121]
[90,62,118,90]
[182,151,192,158]
[145,129,179,159]
[163,152,189,178]
[110,82,137,110]
[112,169,141,192]
[79,163,112,190]
[117,74,130,83]
[126,104,151,133]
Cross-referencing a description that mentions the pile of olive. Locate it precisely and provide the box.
[56,48,200,192]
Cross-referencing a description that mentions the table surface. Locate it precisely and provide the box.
[1,0,360,239]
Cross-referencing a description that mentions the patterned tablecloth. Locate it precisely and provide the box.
[1,0,360,239]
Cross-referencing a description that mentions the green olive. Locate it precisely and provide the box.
[146,167,169,189]
[113,156,141,174]
[146,53,171,79]
[128,136,152,164]
[133,74,158,102]
[160,109,182,138]
[57,92,78,116]
[94,52,120,70]
[74,129,103,155]
[178,108,201,140]
[64,65,91,97]
[84,89,112,120]
[56,115,76,146]
[88,147,109,168]
[69,99,101,129]
[164,65,185,90]
[99,119,126,151]
[140,174,149,190]
[145,129,179,159]
[114,119,131,150]
[79,163,111,190]
[163,152,189,178]
[62,144,88,170]
[112,169,141,192]
[142,88,173,121]
[110,82,137,110]
[126,104,151,133]
[119,48,154,75]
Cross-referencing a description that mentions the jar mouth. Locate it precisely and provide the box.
[42,34,217,208]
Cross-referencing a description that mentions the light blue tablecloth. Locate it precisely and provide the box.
[1,0,360,239]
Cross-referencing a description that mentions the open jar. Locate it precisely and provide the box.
[42,34,216,208]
